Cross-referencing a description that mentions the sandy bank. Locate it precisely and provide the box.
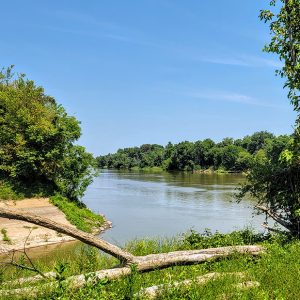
[0,198,111,254]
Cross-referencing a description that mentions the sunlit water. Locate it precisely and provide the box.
[83,170,264,245]
[1,170,266,261]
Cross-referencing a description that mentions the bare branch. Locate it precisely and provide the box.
[255,205,293,231]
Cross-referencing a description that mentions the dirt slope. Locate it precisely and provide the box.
[0,198,75,254]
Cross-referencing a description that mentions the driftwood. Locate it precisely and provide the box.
[136,272,260,299]
[0,206,264,296]
[0,206,134,264]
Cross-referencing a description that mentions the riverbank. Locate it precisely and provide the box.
[0,198,111,254]
[1,229,299,299]
[102,166,245,175]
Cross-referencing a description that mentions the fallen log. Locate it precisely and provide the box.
[136,272,252,299]
[133,245,262,271]
[0,245,263,296]
[0,206,134,264]
[0,206,265,297]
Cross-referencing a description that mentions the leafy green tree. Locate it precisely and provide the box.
[217,137,234,148]
[220,145,243,171]
[264,135,292,163]
[167,142,195,171]
[193,139,215,167]
[235,149,253,171]
[239,0,300,235]
[246,131,274,154]
[260,0,300,111]
[0,66,94,200]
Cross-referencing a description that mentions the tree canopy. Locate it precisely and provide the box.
[96,132,290,173]
[0,66,94,200]
[239,0,300,236]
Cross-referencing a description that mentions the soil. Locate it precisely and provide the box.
[0,198,78,254]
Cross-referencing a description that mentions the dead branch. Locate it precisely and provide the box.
[0,207,265,297]
[261,223,287,234]
[0,245,263,297]
[132,245,263,271]
[0,206,134,264]
[255,205,293,231]
[7,229,46,278]
[1,272,56,287]
[136,272,252,299]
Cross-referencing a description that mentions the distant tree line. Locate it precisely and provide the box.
[96,131,292,172]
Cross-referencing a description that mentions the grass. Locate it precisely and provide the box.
[49,194,105,233]
[0,181,104,233]
[0,181,24,201]
[1,229,300,299]
[1,228,11,243]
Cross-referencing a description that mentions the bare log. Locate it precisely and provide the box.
[133,245,263,271]
[0,207,265,297]
[0,207,134,264]
[0,245,264,297]
[1,272,56,287]
[136,272,247,299]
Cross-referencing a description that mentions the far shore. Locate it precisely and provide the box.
[0,198,112,255]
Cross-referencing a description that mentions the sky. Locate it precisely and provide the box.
[0,0,297,155]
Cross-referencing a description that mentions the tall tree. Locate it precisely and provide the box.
[0,66,94,200]
[239,0,300,236]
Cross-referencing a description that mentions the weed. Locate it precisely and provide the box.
[1,228,11,243]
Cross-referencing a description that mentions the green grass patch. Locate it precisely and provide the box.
[1,229,300,299]
[50,194,104,233]
[0,181,24,201]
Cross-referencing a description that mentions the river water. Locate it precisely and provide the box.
[83,170,264,245]
[0,170,265,262]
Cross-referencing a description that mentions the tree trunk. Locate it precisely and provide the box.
[0,206,264,297]
[0,206,134,264]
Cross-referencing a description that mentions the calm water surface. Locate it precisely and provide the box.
[83,170,264,245]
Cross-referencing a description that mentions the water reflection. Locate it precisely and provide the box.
[83,170,263,245]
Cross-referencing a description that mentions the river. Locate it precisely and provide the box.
[83,170,264,245]
[1,170,265,262]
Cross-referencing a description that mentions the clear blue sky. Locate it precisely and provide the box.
[1,0,296,155]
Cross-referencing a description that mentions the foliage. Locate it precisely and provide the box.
[0,66,94,200]
[183,228,266,249]
[96,132,291,173]
[1,228,11,243]
[50,194,104,233]
[260,0,300,110]
[239,0,300,236]
[2,229,300,299]
[0,181,24,200]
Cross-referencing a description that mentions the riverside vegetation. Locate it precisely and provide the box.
[1,0,300,299]
[0,229,300,299]
[95,132,291,173]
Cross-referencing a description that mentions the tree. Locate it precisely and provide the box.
[193,139,215,167]
[246,131,274,154]
[167,141,195,171]
[0,66,94,200]
[239,0,300,235]
[260,0,300,111]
